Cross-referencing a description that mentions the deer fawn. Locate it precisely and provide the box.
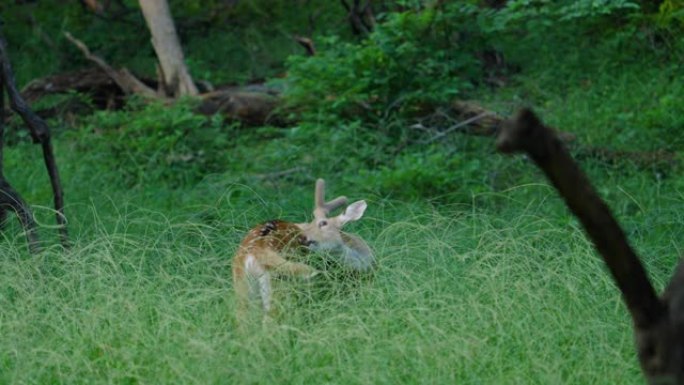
[232,179,374,320]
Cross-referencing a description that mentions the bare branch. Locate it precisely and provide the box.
[64,32,158,98]
[0,31,68,250]
[294,36,316,56]
[497,108,684,383]
[419,112,493,144]
[497,108,663,328]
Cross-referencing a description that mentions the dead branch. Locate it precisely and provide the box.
[0,89,39,253]
[416,111,493,144]
[64,32,158,98]
[19,67,131,113]
[21,68,113,103]
[197,88,284,126]
[417,101,676,170]
[294,36,316,56]
[411,101,576,142]
[496,108,684,384]
[454,101,576,141]
[0,31,68,250]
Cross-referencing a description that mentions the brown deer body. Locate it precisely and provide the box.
[232,179,373,320]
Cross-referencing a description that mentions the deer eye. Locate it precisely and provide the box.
[318,220,328,228]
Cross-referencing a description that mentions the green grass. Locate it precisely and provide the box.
[2,5,683,382]
[3,137,680,383]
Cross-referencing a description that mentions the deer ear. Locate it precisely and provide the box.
[338,200,367,226]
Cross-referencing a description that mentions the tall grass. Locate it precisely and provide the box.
[1,158,669,383]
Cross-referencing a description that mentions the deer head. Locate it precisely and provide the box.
[296,178,374,271]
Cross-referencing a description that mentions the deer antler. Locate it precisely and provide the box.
[315,178,348,216]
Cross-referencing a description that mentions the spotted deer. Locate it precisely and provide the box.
[232,179,374,320]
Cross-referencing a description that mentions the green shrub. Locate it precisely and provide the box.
[283,4,485,124]
[73,99,235,187]
[358,147,485,199]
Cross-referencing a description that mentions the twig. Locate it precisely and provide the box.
[418,112,492,144]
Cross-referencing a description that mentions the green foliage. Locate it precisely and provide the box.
[487,0,640,28]
[656,0,684,25]
[278,5,499,199]
[284,5,483,122]
[481,0,683,57]
[74,99,235,187]
[480,0,646,36]
[357,145,497,200]
[1,0,348,86]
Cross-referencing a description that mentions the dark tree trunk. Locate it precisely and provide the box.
[0,76,40,253]
[0,29,68,251]
[497,108,684,384]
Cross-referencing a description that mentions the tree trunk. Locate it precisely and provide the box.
[138,0,198,97]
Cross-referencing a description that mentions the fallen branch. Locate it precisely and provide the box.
[451,101,576,141]
[415,111,494,144]
[294,36,316,56]
[64,32,158,98]
[496,108,683,384]
[19,67,132,114]
[415,101,677,170]
[197,88,284,126]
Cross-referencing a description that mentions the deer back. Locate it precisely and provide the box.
[236,220,309,260]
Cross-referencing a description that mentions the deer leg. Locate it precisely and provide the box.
[232,268,250,324]
[257,271,272,315]
[260,250,319,279]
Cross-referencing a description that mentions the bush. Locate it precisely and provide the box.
[283,4,485,124]
[74,99,235,187]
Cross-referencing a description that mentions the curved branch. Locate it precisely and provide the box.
[0,31,68,249]
[496,108,664,329]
